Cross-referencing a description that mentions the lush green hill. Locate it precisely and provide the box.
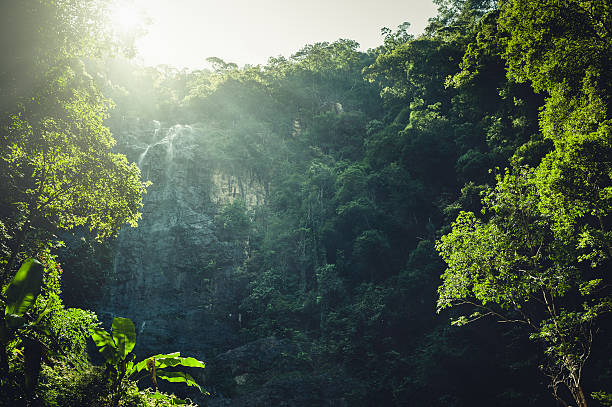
[1,0,610,406]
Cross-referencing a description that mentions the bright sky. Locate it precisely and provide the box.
[119,0,439,69]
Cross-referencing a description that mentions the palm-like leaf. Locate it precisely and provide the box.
[4,259,44,329]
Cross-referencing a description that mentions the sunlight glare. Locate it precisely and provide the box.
[110,2,142,33]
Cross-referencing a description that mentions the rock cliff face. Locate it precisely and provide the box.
[94,121,245,357]
[62,120,322,405]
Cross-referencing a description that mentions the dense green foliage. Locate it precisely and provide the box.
[437,1,612,406]
[0,1,170,405]
[0,0,148,280]
[91,316,207,406]
[1,0,610,405]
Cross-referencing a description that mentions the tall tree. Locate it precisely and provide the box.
[438,1,612,406]
[0,0,148,280]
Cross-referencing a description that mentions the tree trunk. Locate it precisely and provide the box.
[576,384,588,407]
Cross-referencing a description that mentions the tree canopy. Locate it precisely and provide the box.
[1,0,611,406]
[0,0,148,279]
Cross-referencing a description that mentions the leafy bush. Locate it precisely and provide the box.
[91,316,208,406]
[39,362,199,407]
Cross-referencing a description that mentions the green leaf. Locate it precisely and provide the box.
[128,358,146,376]
[34,303,52,324]
[90,327,114,348]
[111,317,136,359]
[90,327,117,363]
[156,370,206,393]
[154,356,182,369]
[4,259,44,326]
[129,352,206,376]
[5,314,26,330]
[176,356,206,369]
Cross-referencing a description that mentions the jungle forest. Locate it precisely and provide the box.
[0,0,611,406]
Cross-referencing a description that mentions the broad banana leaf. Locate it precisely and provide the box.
[4,259,44,329]
[156,370,207,393]
[90,327,117,363]
[130,352,205,375]
[111,317,136,359]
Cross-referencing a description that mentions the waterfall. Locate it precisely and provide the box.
[137,145,150,167]
[92,120,262,359]
[166,125,178,162]
[137,120,162,168]
[140,124,181,164]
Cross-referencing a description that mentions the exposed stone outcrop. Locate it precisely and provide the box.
[90,121,248,358]
[63,120,339,406]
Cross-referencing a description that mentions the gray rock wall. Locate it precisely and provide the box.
[74,120,323,406]
[96,121,245,358]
